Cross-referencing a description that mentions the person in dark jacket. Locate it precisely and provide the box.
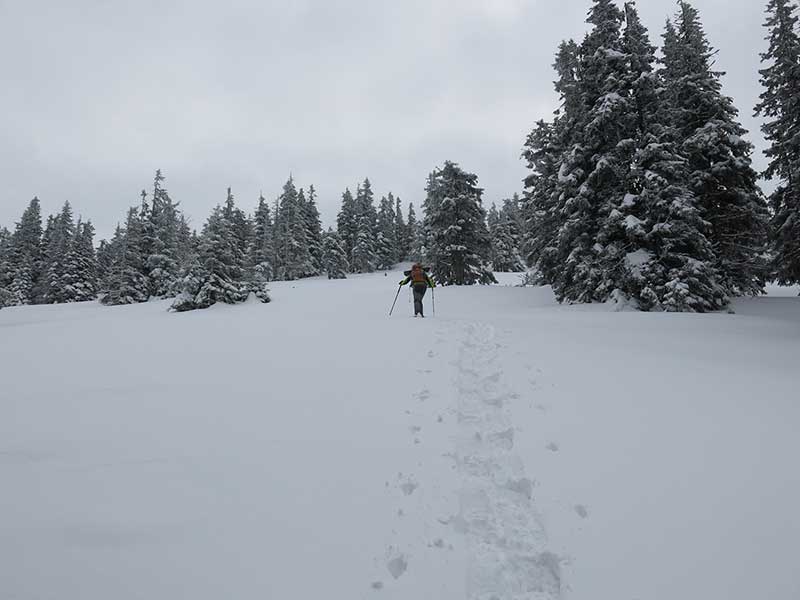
[399,263,435,317]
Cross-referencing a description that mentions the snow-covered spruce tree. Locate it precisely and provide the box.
[522,118,567,284]
[322,228,349,279]
[394,197,408,261]
[103,207,150,305]
[663,2,770,296]
[336,188,358,265]
[605,2,726,311]
[249,193,275,282]
[171,204,259,311]
[40,201,78,304]
[350,179,378,273]
[549,0,642,303]
[223,187,252,275]
[175,214,197,272]
[4,197,43,305]
[376,194,399,269]
[356,178,378,237]
[351,212,378,273]
[170,254,206,312]
[96,234,117,293]
[0,226,11,306]
[489,205,524,272]
[274,177,314,280]
[487,203,501,233]
[55,219,99,303]
[500,195,524,244]
[755,0,800,286]
[146,170,181,297]
[424,161,496,285]
[406,202,424,262]
[303,185,324,275]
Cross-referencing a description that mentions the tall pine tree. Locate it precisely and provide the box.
[664,2,770,296]
[6,198,43,305]
[322,229,349,279]
[755,0,800,286]
[424,161,496,285]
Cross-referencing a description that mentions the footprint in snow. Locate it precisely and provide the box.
[574,504,589,519]
[427,350,436,358]
[371,581,384,590]
[399,476,418,496]
[386,554,408,579]
[414,389,431,402]
[546,441,560,452]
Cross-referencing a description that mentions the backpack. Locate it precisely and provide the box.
[411,264,426,284]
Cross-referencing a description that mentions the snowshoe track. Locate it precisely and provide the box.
[454,323,562,600]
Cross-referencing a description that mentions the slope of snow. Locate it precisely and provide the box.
[0,272,798,599]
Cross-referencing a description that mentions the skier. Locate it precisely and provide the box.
[399,263,435,317]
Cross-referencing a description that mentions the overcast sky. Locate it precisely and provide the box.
[0,0,768,239]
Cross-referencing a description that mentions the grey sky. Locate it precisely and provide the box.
[0,0,769,239]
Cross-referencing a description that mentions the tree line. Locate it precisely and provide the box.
[0,166,515,311]
[1,0,798,312]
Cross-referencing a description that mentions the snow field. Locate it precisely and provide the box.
[0,270,798,599]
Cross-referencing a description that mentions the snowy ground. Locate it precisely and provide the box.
[1,271,798,600]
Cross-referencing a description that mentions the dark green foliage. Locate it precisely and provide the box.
[424,161,496,285]
[322,229,349,279]
[755,0,800,285]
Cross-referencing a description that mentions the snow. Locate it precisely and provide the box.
[622,214,644,231]
[625,248,653,269]
[1,272,799,600]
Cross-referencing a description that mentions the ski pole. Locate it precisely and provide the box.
[431,286,436,317]
[389,285,402,316]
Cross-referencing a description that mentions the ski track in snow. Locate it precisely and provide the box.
[453,322,562,600]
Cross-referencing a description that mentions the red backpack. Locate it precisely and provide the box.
[411,264,426,284]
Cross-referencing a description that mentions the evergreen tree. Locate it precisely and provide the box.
[376,194,399,269]
[0,226,11,307]
[406,202,424,262]
[96,225,124,293]
[103,207,150,305]
[322,229,349,279]
[755,0,800,285]
[222,187,251,277]
[351,213,378,273]
[41,201,78,304]
[394,197,408,261]
[303,185,324,274]
[551,0,641,303]
[356,179,378,239]
[350,179,378,273]
[664,2,770,295]
[172,205,254,311]
[489,202,524,272]
[521,120,561,282]
[275,177,314,280]
[336,188,358,264]
[424,161,496,285]
[57,219,99,302]
[250,193,274,282]
[500,194,524,242]
[175,214,197,274]
[619,2,727,311]
[147,170,181,297]
[5,197,43,305]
